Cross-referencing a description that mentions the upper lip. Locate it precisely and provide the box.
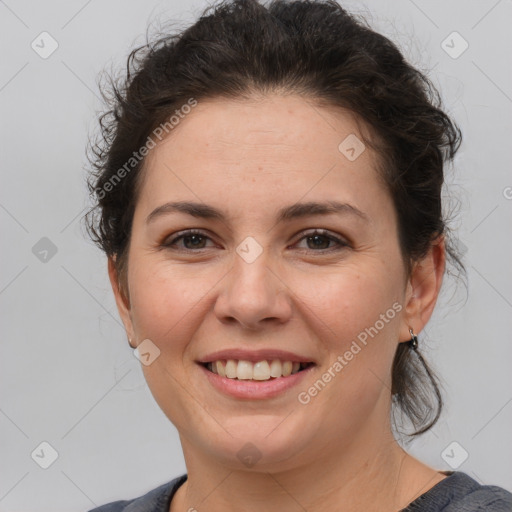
[196,349,316,364]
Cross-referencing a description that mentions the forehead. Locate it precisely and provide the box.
[150,94,369,162]
[137,94,392,223]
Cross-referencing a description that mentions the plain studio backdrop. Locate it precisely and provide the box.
[0,0,511,510]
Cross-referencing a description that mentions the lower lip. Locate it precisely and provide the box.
[198,364,315,400]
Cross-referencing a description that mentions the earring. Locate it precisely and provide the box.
[408,328,418,350]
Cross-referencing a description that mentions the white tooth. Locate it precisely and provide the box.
[225,359,238,378]
[269,360,282,378]
[237,360,253,380]
[253,361,271,381]
[215,359,300,380]
[216,360,226,377]
[282,361,293,377]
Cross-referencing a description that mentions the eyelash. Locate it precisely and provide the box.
[162,229,349,253]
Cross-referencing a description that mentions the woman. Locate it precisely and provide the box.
[85,0,512,510]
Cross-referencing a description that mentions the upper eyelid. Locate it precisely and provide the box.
[164,228,217,245]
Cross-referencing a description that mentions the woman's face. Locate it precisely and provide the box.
[110,94,437,471]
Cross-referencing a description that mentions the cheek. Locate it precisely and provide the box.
[126,259,217,429]
[292,262,402,346]
[127,258,221,347]
[290,267,402,432]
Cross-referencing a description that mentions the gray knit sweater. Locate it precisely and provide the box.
[88,471,512,511]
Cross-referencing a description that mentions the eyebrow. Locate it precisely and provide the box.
[146,200,370,225]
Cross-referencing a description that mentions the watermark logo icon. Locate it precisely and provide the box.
[134,339,161,366]
[441,441,469,469]
[236,442,262,468]
[236,236,263,264]
[32,237,58,263]
[441,32,469,59]
[338,134,366,161]
[31,441,59,469]
[31,32,59,59]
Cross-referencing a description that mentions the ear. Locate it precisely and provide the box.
[108,256,135,346]
[399,234,446,343]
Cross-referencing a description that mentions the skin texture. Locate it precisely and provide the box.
[108,94,447,511]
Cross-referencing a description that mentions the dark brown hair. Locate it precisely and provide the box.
[85,0,465,436]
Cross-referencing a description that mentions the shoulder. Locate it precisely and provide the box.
[404,471,512,512]
[451,480,512,511]
[87,474,187,512]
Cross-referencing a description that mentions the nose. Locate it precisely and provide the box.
[214,247,293,331]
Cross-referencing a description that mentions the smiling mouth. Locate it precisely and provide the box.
[200,359,315,381]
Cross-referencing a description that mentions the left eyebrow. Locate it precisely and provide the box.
[145,200,370,225]
[276,200,370,223]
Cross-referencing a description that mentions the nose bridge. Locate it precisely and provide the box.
[214,237,291,328]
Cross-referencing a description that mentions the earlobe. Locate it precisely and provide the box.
[399,235,446,342]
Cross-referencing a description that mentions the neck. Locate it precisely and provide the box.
[171,402,442,512]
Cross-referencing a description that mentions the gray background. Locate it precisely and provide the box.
[1,0,511,510]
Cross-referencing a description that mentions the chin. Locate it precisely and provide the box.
[196,414,315,471]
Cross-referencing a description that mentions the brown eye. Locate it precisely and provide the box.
[294,230,349,252]
[163,230,215,251]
